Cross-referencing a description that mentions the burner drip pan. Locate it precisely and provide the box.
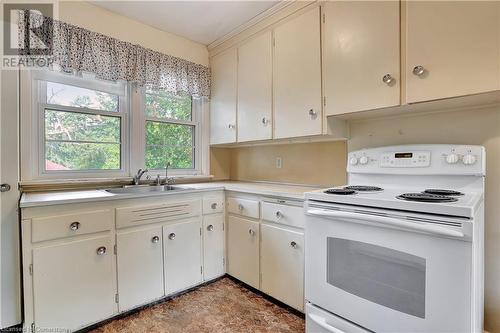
[423,189,463,196]
[397,193,458,203]
[324,189,356,195]
[344,186,383,192]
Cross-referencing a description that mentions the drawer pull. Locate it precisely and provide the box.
[168,233,176,240]
[275,211,283,220]
[211,203,218,209]
[238,204,244,211]
[290,241,297,249]
[151,236,160,243]
[96,246,107,255]
[69,222,80,231]
[248,229,255,236]
[207,224,214,232]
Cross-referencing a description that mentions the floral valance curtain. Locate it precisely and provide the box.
[18,11,210,97]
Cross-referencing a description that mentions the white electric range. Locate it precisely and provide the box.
[304,144,485,333]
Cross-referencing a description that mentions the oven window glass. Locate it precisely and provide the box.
[327,238,426,318]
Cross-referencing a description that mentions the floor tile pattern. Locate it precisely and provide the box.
[90,277,305,333]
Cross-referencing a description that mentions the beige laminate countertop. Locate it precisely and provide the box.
[20,181,322,208]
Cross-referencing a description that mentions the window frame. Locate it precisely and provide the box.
[27,70,130,179]
[133,87,202,177]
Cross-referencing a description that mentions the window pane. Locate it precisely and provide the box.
[145,121,193,147]
[45,109,121,143]
[145,91,192,121]
[46,82,119,112]
[45,142,121,170]
[145,146,194,170]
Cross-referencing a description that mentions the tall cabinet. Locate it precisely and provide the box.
[405,1,500,103]
[274,7,322,139]
[210,49,237,144]
[237,31,273,142]
[323,1,400,115]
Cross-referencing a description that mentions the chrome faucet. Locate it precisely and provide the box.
[165,162,173,185]
[133,168,148,185]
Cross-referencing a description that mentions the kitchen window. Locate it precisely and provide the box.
[24,71,129,179]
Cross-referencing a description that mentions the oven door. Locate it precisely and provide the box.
[305,204,472,333]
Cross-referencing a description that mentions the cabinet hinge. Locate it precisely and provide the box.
[200,266,203,274]
[115,293,119,303]
[272,36,275,47]
[31,322,35,332]
[323,96,327,107]
[200,228,202,236]
[222,223,225,231]
[114,244,117,255]
[222,258,225,266]
[322,12,325,24]
[29,264,33,276]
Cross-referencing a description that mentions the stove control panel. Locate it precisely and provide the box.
[380,151,431,168]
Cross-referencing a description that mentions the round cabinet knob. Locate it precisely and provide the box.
[168,233,176,240]
[0,184,11,192]
[262,117,269,125]
[96,246,106,255]
[290,241,297,248]
[69,221,80,231]
[462,154,477,165]
[211,203,218,210]
[349,157,358,166]
[207,225,214,232]
[308,109,317,118]
[248,229,255,236]
[359,156,369,165]
[382,74,395,85]
[238,204,244,211]
[151,236,160,243]
[412,65,426,77]
[275,211,283,220]
[228,124,235,129]
[446,153,460,164]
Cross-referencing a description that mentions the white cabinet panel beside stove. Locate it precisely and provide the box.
[305,144,485,333]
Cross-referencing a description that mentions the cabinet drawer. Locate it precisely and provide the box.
[31,209,113,243]
[262,201,304,228]
[116,200,200,229]
[227,197,260,219]
[203,196,224,215]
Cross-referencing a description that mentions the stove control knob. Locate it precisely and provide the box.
[462,154,477,165]
[359,156,369,165]
[446,153,459,164]
[349,157,358,165]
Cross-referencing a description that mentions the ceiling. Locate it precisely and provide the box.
[91,1,279,45]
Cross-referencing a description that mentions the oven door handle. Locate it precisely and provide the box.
[308,313,346,333]
[307,209,465,238]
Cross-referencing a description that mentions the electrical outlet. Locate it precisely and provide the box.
[276,157,283,169]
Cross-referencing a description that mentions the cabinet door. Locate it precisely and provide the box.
[203,214,225,281]
[163,219,202,294]
[32,236,115,331]
[274,7,322,139]
[210,49,237,144]
[261,224,304,311]
[237,31,273,142]
[324,1,400,115]
[116,226,164,311]
[406,1,500,103]
[227,216,260,288]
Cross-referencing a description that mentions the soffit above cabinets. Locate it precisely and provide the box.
[90,1,279,45]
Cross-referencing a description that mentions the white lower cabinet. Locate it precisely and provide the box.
[261,224,304,311]
[163,218,203,294]
[227,216,260,289]
[203,214,225,281]
[116,226,164,311]
[32,235,115,331]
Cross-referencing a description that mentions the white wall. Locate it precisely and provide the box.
[348,106,500,332]
[58,1,209,66]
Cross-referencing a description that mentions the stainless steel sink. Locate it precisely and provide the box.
[105,184,189,194]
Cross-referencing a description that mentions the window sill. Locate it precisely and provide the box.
[20,175,214,193]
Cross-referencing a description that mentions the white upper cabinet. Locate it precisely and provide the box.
[237,31,273,142]
[323,1,400,115]
[274,7,322,139]
[210,48,237,144]
[406,1,500,103]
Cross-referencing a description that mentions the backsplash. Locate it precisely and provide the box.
[210,141,347,186]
